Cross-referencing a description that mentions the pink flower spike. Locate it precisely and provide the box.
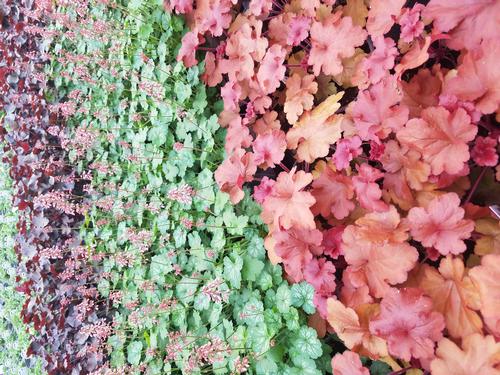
[406,192,475,256]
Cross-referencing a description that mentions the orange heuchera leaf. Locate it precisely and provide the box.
[417,256,483,340]
[395,36,431,78]
[214,149,256,204]
[286,93,344,163]
[327,299,388,358]
[272,226,323,282]
[342,210,419,298]
[430,334,500,375]
[397,106,478,175]
[369,288,445,361]
[284,73,318,125]
[332,350,370,375]
[366,0,405,37]
[470,254,500,337]
[474,219,500,256]
[342,0,368,27]
[311,166,355,220]
[308,13,366,76]
[407,192,475,256]
[261,167,316,230]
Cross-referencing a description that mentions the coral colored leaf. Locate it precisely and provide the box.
[252,129,287,169]
[327,299,388,358]
[430,334,500,375]
[257,44,287,94]
[395,36,431,78]
[352,164,389,212]
[350,76,409,142]
[369,288,445,361]
[470,254,500,337]
[417,256,483,340]
[261,167,316,230]
[423,0,499,50]
[474,219,500,256]
[332,351,369,375]
[311,166,355,220]
[308,14,366,76]
[214,149,256,204]
[407,193,475,256]
[284,73,318,125]
[287,92,344,163]
[342,0,368,27]
[342,223,418,298]
[443,40,500,115]
[177,30,204,68]
[366,0,405,37]
[397,106,477,175]
[273,226,323,282]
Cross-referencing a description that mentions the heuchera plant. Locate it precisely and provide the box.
[169,0,500,372]
[15,0,327,374]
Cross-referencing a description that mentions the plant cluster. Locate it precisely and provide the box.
[0,158,43,375]
[169,0,500,372]
[0,1,109,373]
[6,0,328,373]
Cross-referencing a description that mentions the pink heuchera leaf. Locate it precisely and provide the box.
[308,13,366,76]
[252,129,287,169]
[350,76,409,142]
[248,0,272,17]
[197,0,232,36]
[261,167,316,230]
[469,254,500,337]
[253,176,275,204]
[253,110,281,135]
[257,44,287,94]
[423,0,499,50]
[331,351,369,375]
[304,257,336,295]
[284,73,318,125]
[369,288,445,361]
[398,5,425,43]
[352,164,389,212]
[430,334,500,375]
[201,52,223,87]
[394,36,431,78]
[407,192,474,256]
[224,116,253,154]
[221,80,242,111]
[322,226,345,259]
[341,268,374,308]
[177,30,204,68]
[342,207,418,298]
[397,106,477,175]
[442,40,500,115]
[333,136,362,170]
[214,149,256,204]
[366,0,405,37]
[354,36,398,88]
[471,136,498,167]
[311,166,355,220]
[272,226,323,281]
[164,0,193,14]
[286,16,311,46]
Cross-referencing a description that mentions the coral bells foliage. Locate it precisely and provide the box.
[170,0,500,370]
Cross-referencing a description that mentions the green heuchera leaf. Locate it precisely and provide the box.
[242,256,264,282]
[127,341,143,365]
[222,209,248,236]
[290,282,316,314]
[249,324,270,354]
[149,255,172,281]
[290,327,322,360]
[275,283,291,314]
[370,360,392,375]
[223,253,243,289]
[255,356,279,375]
